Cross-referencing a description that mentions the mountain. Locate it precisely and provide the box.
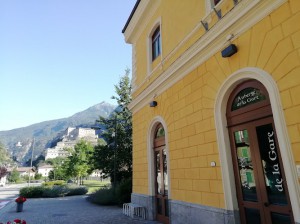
[0,101,116,164]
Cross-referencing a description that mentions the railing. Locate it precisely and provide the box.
[201,0,243,31]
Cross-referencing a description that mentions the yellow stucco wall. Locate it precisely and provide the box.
[131,0,300,209]
[133,0,205,95]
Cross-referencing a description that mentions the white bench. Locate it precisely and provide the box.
[123,203,146,219]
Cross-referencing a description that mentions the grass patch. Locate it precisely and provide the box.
[83,180,111,194]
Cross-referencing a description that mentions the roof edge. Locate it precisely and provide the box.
[122,0,141,34]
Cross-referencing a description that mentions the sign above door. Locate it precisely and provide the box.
[231,87,266,111]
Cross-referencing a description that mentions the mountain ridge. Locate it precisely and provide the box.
[0,101,116,164]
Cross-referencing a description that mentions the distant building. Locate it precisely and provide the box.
[0,175,7,186]
[8,167,35,177]
[37,165,54,177]
[45,127,98,160]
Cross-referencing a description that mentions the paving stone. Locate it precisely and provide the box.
[0,195,160,224]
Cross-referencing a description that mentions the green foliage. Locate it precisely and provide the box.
[48,167,68,181]
[20,185,87,198]
[66,185,88,196]
[64,140,95,184]
[45,186,62,197]
[42,180,66,187]
[88,178,131,206]
[45,157,66,166]
[97,138,107,146]
[89,187,116,205]
[8,168,20,183]
[21,175,30,181]
[42,186,69,197]
[94,69,132,186]
[34,173,43,180]
[115,178,132,205]
[20,186,45,198]
[45,157,69,181]
[0,141,11,165]
[83,180,111,194]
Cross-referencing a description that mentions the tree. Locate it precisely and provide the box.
[94,69,132,187]
[0,141,10,165]
[45,157,68,181]
[64,140,95,185]
[34,173,43,180]
[48,167,67,181]
[45,157,66,167]
[8,168,20,183]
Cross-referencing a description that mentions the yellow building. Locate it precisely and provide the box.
[122,0,300,223]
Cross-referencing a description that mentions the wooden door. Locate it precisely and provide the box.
[154,124,169,224]
[229,118,293,223]
[227,80,294,224]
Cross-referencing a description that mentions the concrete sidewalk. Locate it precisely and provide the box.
[0,195,160,224]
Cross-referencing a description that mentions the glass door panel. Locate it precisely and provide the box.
[155,151,162,195]
[164,199,169,217]
[256,124,288,206]
[156,198,162,215]
[245,208,261,224]
[234,130,258,202]
[163,149,168,196]
[271,213,291,224]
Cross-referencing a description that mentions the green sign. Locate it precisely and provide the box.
[231,87,266,111]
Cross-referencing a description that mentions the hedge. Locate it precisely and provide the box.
[19,185,87,198]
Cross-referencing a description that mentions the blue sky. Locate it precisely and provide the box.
[0,1,136,131]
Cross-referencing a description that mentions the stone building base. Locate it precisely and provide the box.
[131,193,240,224]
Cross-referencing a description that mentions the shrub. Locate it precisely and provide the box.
[42,186,69,197]
[116,178,132,205]
[20,185,87,198]
[41,187,57,197]
[42,180,66,187]
[20,186,45,198]
[89,187,116,205]
[66,185,88,196]
[8,168,20,183]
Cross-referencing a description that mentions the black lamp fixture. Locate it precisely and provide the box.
[150,101,158,107]
[221,44,238,58]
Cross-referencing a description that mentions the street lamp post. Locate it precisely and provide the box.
[28,138,35,186]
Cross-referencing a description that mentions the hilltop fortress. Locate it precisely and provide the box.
[45,127,98,160]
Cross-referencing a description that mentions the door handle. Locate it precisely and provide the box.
[264,202,269,207]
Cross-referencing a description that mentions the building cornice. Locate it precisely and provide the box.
[123,0,161,44]
[128,0,287,114]
[122,0,141,34]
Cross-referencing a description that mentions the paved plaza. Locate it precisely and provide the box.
[0,195,160,224]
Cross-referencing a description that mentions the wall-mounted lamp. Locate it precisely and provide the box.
[221,44,238,58]
[150,101,158,107]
